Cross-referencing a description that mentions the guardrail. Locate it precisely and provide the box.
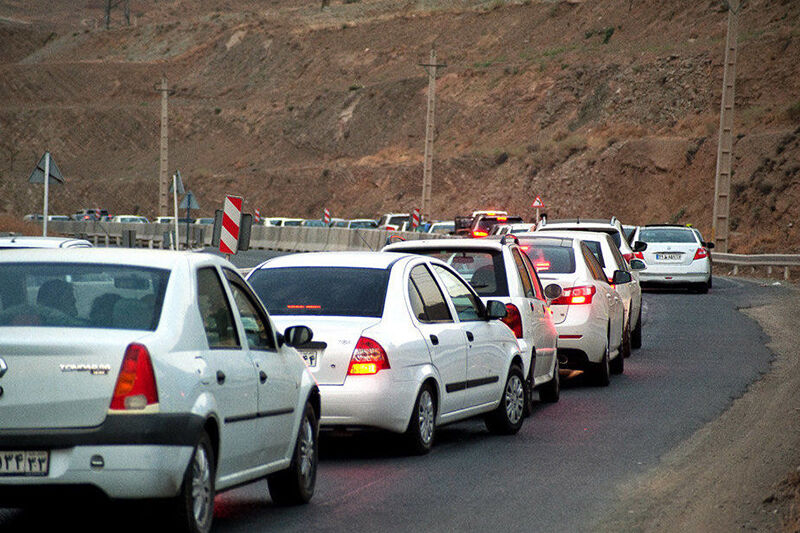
[45,220,444,252]
[713,252,800,280]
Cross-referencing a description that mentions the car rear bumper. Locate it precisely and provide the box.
[639,271,710,285]
[554,307,606,364]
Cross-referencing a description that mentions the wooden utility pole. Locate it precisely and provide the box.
[419,48,446,223]
[712,0,742,253]
[154,75,174,217]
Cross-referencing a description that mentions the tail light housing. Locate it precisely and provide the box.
[348,337,390,375]
[110,343,159,411]
[633,251,644,260]
[693,247,709,261]
[472,230,489,238]
[501,304,523,338]
[551,286,596,306]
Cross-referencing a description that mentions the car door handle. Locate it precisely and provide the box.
[430,334,439,346]
[259,370,268,384]
[466,331,474,342]
[216,370,226,385]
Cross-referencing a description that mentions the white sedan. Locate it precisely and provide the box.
[631,225,714,293]
[0,249,320,533]
[518,235,626,385]
[247,251,527,454]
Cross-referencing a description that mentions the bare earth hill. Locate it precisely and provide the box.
[0,0,799,252]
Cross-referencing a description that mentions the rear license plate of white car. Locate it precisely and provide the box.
[656,253,682,261]
[297,349,319,368]
[0,451,49,476]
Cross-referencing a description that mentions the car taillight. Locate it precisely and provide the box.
[472,230,489,238]
[348,337,390,375]
[551,286,596,306]
[501,304,523,338]
[534,260,551,271]
[693,247,709,260]
[622,252,634,263]
[633,251,644,260]
[110,343,159,411]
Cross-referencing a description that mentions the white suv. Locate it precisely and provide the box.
[384,236,561,405]
[534,217,639,263]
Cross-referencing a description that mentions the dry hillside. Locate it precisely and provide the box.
[1,0,799,252]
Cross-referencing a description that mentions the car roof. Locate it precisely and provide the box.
[516,234,577,248]
[384,238,506,252]
[0,236,93,248]
[0,248,227,269]
[255,251,415,271]
[524,229,612,244]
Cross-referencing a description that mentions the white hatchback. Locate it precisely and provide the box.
[518,235,626,385]
[0,249,320,533]
[247,251,527,454]
[631,225,714,293]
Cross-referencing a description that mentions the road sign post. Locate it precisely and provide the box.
[531,196,545,224]
[323,208,331,225]
[28,151,65,237]
[219,195,243,256]
[170,171,185,250]
[180,190,200,250]
[411,208,420,230]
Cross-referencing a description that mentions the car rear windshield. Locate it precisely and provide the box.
[398,249,508,297]
[0,263,169,330]
[248,267,390,317]
[638,228,697,243]
[473,216,523,233]
[541,226,622,248]
[520,244,576,274]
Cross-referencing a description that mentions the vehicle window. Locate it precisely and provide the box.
[583,240,606,268]
[409,265,452,322]
[638,228,698,243]
[248,267,390,318]
[432,265,483,322]
[519,252,545,300]
[224,269,276,351]
[521,243,576,274]
[398,249,508,297]
[580,244,607,283]
[511,249,536,299]
[197,267,241,349]
[0,263,169,330]
[606,237,629,271]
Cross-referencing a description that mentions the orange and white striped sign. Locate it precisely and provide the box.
[219,195,243,255]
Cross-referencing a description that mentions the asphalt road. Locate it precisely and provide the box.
[0,275,786,532]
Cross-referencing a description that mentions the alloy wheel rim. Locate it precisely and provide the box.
[505,375,524,424]
[298,416,315,487]
[418,390,435,444]
[191,446,212,528]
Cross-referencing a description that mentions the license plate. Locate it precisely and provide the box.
[0,450,49,476]
[656,253,682,261]
[297,349,319,368]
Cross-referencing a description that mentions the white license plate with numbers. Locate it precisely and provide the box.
[655,253,682,261]
[0,451,49,476]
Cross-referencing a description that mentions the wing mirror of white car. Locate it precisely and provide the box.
[612,270,632,284]
[705,241,715,249]
[543,283,563,303]
[485,300,507,320]
[280,325,313,348]
[632,241,648,252]
[629,259,646,271]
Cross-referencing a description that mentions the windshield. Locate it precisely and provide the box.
[638,228,697,243]
[0,263,169,330]
[248,267,390,317]
[520,244,576,274]
[397,249,508,297]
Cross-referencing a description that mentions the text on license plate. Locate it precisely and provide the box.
[297,350,319,367]
[656,253,682,261]
[0,451,49,476]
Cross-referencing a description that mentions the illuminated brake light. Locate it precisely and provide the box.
[497,216,508,222]
[633,252,644,260]
[551,286,596,306]
[693,247,709,261]
[110,343,159,411]
[534,260,551,271]
[622,252,634,262]
[501,304,523,338]
[472,230,489,238]
[348,337,390,375]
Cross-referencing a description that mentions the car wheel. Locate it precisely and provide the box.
[485,365,526,435]
[591,340,611,387]
[538,360,560,403]
[692,282,709,294]
[405,383,437,455]
[620,318,632,359]
[170,431,215,533]
[268,400,319,505]
[610,331,625,376]
[631,306,643,350]
[708,275,713,289]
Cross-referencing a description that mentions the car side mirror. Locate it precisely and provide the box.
[612,270,632,284]
[705,241,715,249]
[544,283,562,302]
[282,325,313,348]
[629,259,646,271]
[632,241,648,252]
[485,300,507,320]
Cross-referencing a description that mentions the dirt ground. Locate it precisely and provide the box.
[599,281,800,532]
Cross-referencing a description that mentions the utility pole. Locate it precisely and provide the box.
[712,0,743,253]
[154,75,174,217]
[104,0,131,29]
[419,48,446,223]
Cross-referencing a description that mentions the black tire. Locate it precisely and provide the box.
[485,365,526,435]
[631,305,642,350]
[591,341,611,387]
[538,360,560,403]
[610,333,625,376]
[708,275,713,289]
[620,318,632,359]
[268,400,319,505]
[405,383,437,455]
[170,431,215,533]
